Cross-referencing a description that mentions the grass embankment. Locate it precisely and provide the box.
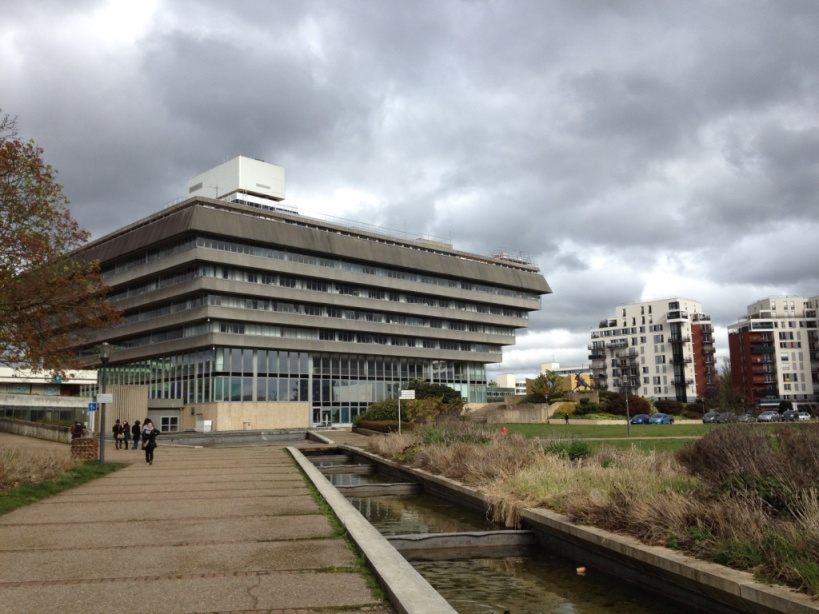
[502,422,754,453]
[0,447,124,515]
[367,421,819,597]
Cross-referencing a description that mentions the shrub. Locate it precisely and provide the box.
[354,399,407,425]
[575,398,602,416]
[655,400,683,415]
[604,392,652,416]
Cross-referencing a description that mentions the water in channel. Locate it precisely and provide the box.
[338,468,692,613]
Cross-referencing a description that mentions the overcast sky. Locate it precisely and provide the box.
[3,1,819,379]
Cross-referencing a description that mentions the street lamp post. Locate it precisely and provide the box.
[98,342,110,465]
[624,380,632,437]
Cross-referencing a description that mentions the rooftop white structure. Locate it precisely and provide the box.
[187,156,294,214]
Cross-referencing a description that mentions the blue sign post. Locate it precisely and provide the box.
[88,402,98,412]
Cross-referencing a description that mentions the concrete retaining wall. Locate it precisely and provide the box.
[343,445,819,614]
[0,417,70,444]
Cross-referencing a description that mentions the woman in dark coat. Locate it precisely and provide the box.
[141,419,159,465]
[131,420,141,450]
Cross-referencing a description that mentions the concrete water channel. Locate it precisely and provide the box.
[292,444,819,614]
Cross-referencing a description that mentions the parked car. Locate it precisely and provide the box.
[702,411,721,423]
[737,413,755,423]
[757,411,781,422]
[630,414,650,424]
[797,412,812,422]
[649,413,674,424]
[717,412,738,423]
[782,410,800,422]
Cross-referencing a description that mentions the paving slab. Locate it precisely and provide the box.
[0,515,335,550]
[0,571,380,614]
[44,484,312,503]
[0,432,387,614]
[0,493,318,524]
[0,539,356,582]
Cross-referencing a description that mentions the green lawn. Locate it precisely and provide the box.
[497,422,787,454]
[0,461,126,516]
[501,422,716,439]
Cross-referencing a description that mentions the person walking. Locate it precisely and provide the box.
[122,421,130,450]
[131,420,141,450]
[112,419,125,450]
[141,419,159,465]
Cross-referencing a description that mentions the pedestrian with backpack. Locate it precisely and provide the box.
[141,419,159,465]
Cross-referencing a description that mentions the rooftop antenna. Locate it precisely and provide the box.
[212,184,219,198]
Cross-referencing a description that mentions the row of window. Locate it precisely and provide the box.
[109,265,529,321]
[103,234,541,302]
[113,319,501,354]
[120,293,516,336]
[88,348,487,407]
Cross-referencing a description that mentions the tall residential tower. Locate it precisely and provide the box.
[589,298,715,402]
[728,296,818,408]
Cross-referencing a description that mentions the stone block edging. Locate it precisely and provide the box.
[287,447,456,614]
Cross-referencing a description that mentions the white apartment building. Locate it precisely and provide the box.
[589,298,715,402]
[728,296,819,407]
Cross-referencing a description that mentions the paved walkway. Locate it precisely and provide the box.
[0,430,389,614]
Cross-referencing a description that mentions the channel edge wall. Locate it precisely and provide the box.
[341,445,819,614]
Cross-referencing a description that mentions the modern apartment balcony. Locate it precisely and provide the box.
[751,356,775,364]
[751,346,775,354]
[749,321,774,330]
[701,343,715,353]
[671,378,694,386]
[750,334,774,344]
[669,357,693,365]
[751,365,775,375]
[691,313,711,322]
[590,360,606,370]
[606,339,628,349]
[589,351,605,360]
[669,335,691,343]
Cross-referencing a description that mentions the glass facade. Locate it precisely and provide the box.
[94,347,486,425]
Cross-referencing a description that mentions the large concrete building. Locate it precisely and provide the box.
[74,158,550,432]
[728,296,819,409]
[588,298,716,402]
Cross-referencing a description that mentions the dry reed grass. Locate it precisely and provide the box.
[0,447,79,491]
[368,422,819,595]
[366,431,421,458]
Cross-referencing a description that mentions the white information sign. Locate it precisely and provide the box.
[96,393,113,403]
